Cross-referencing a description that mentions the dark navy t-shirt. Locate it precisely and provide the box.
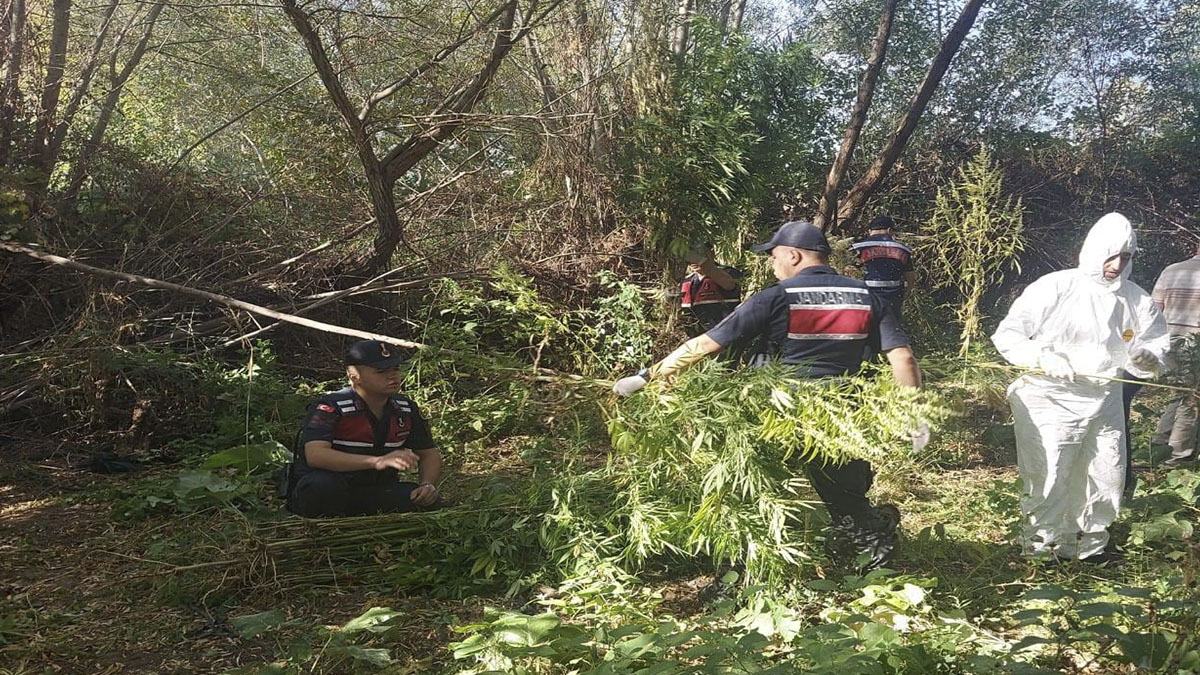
[705,266,908,377]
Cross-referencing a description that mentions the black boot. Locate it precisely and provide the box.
[826,504,901,573]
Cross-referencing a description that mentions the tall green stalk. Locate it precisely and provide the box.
[920,147,1025,356]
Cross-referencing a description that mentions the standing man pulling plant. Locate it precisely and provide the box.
[285,340,443,517]
[614,221,924,571]
[850,214,915,309]
[991,213,1170,565]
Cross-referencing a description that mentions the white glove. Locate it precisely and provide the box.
[684,246,708,265]
[613,373,649,397]
[910,421,931,452]
[1037,351,1075,382]
[1128,348,1159,371]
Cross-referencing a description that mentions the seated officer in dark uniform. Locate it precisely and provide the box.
[286,340,443,517]
[849,214,915,309]
[615,221,924,571]
[681,243,744,334]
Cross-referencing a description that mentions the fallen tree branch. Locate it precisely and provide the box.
[2,242,610,388]
[1,242,429,351]
[218,266,477,348]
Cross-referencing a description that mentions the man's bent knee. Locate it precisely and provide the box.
[287,470,356,517]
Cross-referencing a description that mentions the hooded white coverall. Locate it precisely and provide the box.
[991,213,1171,559]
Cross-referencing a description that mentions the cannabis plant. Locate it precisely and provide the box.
[920,147,1025,356]
[606,361,950,583]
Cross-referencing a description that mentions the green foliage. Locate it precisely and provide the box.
[114,442,288,520]
[1006,580,1200,672]
[222,606,409,674]
[919,147,1025,356]
[449,574,1016,674]
[624,20,830,254]
[583,271,660,372]
[0,173,31,241]
[604,361,950,583]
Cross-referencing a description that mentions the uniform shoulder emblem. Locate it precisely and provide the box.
[316,403,336,413]
[330,395,360,413]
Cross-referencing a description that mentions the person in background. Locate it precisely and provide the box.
[850,215,915,310]
[1150,241,1200,466]
[680,242,743,333]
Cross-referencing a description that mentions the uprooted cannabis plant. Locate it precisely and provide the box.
[185,359,952,594]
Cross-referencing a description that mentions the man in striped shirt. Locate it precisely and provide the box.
[1151,244,1200,465]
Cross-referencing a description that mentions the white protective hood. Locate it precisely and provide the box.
[1077,212,1135,290]
[991,212,1169,380]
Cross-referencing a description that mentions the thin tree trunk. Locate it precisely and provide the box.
[29,0,71,189]
[571,0,601,154]
[669,0,692,59]
[63,2,163,201]
[360,162,403,277]
[833,0,986,232]
[728,0,747,33]
[46,0,120,169]
[524,23,558,109]
[0,0,25,165]
[813,0,898,230]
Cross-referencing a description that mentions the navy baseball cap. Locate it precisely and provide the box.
[345,339,405,369]
[752,220,831,254]
[868,214,896,231]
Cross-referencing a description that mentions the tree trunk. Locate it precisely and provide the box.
[29,0,71,190]
[0,0,25,166]
[813,0,898,230]
[524,22,558,110]
[669,0,692,59]
[360,160,403,277]
[728,0,747,33]
[283,0,527,277]
[46,0,119,171]
[63,2,163,202]
[832,0,986,232]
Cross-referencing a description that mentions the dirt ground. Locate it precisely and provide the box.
[0,441,477,674]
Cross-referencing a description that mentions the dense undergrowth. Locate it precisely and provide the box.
[4,271,1197,674]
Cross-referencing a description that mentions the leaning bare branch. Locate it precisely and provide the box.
[1,242,430,350]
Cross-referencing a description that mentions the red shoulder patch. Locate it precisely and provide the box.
[317,403,336,412]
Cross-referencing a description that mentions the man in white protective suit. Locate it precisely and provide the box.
[991,212,1171,564]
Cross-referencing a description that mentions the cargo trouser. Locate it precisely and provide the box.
[287,469,441,517]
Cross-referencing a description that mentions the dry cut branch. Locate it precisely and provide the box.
[0,242,429,350]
